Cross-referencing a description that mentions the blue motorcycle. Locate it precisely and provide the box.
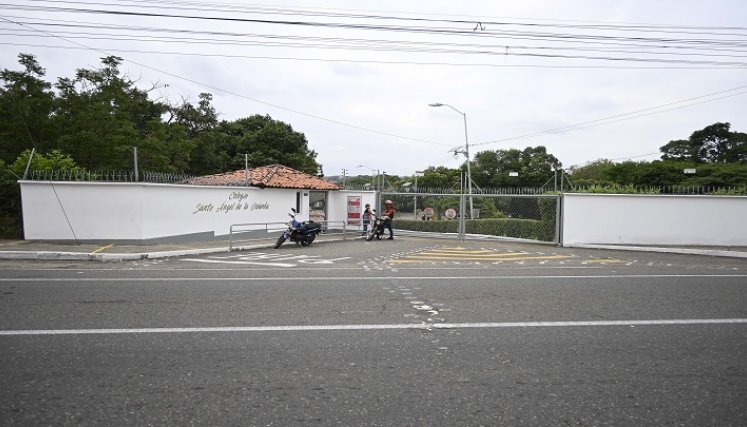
[274,208,322,248]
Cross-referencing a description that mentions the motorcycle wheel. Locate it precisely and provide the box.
[274,234,287,249]
[365,230,375,241]
[300,237,312,246]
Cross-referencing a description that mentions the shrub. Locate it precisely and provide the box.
[396,217,555,242]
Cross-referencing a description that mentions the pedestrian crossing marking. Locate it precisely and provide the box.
[388,247,578,264]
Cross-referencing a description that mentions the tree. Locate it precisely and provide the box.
[472,146,561,188]
[0,54,56,163]
[232,115,319,174]
[567,159,615,185]
[660,122,746,163]
[416,166,460,189]
[0,150,83,238]
[54,56,169,171]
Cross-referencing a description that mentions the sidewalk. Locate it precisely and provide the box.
[567,243,747,259]
[1,236,746,262]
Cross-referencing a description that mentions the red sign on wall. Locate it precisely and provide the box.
[347,196,361,225]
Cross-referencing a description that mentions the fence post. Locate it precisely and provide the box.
[555,194,562,247]
[133,147,139,182]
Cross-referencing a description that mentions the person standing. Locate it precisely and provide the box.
[383,199,396,240]
[362,203,372,234]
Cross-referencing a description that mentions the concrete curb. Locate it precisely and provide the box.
[568,244,747,259]
[0,251,92,261]
[0,237,354,262]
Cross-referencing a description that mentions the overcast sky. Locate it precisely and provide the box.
[2,0,746,176]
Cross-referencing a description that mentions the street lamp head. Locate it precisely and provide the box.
[429,103,443,107]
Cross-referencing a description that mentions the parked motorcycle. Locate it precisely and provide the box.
[365,210,388,241]
[274,208,322,248]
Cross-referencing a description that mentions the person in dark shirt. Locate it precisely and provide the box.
[383,199,396,240]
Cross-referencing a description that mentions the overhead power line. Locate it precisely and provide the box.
[472,86,747,148]
[7,41,747,70]
[0,15,451,147]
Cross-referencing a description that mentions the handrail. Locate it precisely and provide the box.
[229,220,349,251]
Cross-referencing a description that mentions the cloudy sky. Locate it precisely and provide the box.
[2,0,746,176]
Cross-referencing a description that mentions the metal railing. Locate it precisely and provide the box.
[228,220,350,251]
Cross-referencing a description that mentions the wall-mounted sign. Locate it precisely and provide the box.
[193,191,269,215]
[347,196,361,225]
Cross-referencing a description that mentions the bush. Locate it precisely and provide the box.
[396,217,555,242]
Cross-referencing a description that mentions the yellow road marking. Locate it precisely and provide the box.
[90,244,113,254]
[402,252,532,259]
[426,249,505,254]
[389,254,576,263]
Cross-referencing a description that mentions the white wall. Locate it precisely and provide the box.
[562,193,747,246]
[327,190,377,230]
[20,181,310,241]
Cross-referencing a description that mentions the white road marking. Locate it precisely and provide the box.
[1,274,746,282]
[180,258,297,267]
[1,318,745,336]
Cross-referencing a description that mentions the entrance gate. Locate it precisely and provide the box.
[378,189,561,244]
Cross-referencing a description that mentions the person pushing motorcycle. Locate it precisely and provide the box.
[383,199,396,240]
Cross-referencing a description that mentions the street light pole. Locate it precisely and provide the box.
[429,102,473,219]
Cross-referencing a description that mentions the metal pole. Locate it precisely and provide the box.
[554,169,557,192]
[462,112,473,219]
[554,195,562,246]
[22,147,35,180]
[459,172,466,240]
[133,147,139,182]
[560,169,564,193]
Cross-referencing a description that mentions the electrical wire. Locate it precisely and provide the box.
[7,42,747,70]
[0,16,452,148]
[472,87,747,148]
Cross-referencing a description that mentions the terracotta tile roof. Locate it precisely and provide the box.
[185,164,340,190]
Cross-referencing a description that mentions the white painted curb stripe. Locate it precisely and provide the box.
[1,319,745,336]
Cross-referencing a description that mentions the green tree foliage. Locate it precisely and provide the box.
[0,54,56,162]
[660,122,747,163]
[0,150,82,237]
[417,166,460,189]
[570,159,747,188]
[0,53,321,176]
[0,53,323,238]
[472,146,561,188]
[53,56,171,170]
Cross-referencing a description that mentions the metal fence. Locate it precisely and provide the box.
[24,170,747,195]
[380,190,560,244]
[566,184,747,195]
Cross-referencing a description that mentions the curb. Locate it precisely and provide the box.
[0,237,353,262]
[568,244,747,259]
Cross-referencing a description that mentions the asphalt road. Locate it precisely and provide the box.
[1,237,746,426]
